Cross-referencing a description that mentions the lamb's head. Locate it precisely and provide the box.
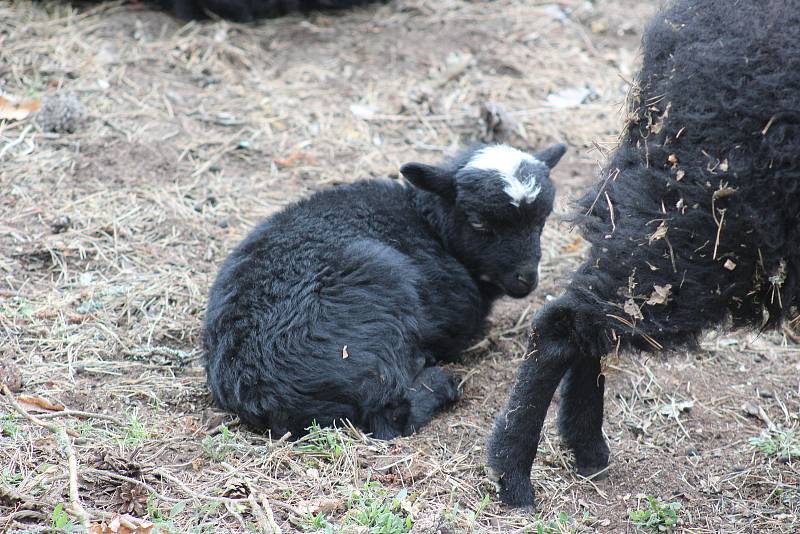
[401,143,565,298]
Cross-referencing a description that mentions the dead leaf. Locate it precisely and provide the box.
[676,169,685,181]
[274,151,316,169]
[724,259,737,271]
[349,104,377,120]
[741,402,774,428]
[590,19,609,33]
[623,299,643,320]
[399,493,420,517]
[342,345,349,359]
[0,95,40,121]
[646,284,672,306]
[648,221,668,244]
[16,394,65,413]
[306,467,320,479]
[432,51,474,88]
[659,400,694,418]
[667,153,678,165]
[296,497,344,515]
[546,86,594,109]
[89,514,154,534]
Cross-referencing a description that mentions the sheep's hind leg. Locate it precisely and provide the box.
[557,358,609,478]
[487,302,578,508]
[403,366,460,435]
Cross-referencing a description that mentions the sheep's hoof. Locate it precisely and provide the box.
[486,466,535,509]
[576,463,610,480]
[571,440,610,479]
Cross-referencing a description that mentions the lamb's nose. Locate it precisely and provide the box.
[515,271,537,289]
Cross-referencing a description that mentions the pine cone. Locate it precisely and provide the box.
[0,358,22,393]
[34,92,87,134]
[111,481,148,516]
[91,451,142,479]
[222,478,250,499]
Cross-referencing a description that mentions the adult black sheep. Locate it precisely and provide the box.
[150,0,383,21]
[205,143,566,440]
[487,0,800,507]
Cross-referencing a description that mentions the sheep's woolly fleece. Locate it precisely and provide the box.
[568,0,800,351]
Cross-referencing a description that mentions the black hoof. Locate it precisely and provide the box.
[576,463,610,479]
[571,439,610,479]
[487,466,535,508]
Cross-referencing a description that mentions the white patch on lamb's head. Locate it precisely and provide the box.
[465,145,545,207]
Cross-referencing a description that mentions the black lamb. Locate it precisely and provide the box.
[487,0,800,507]
[150,0,383,21]
[205,143,566,439]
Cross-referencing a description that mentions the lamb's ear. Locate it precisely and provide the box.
[400,163,456,200]
[534,143,567,169]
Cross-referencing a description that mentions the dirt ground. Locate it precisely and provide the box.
[1,0,799,532]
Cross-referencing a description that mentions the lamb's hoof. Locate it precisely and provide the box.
[486,466,535,509]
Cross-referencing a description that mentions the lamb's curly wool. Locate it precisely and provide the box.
[488,0,800,507]
[151,0,382,21]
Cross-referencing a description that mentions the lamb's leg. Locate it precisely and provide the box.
[366,366,459,439]
[487,302,578,508]
[558,358,609,477]
[403,366,460,435]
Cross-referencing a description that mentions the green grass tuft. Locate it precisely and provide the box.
[629,496,681,533]
[749,427,800,460]
[201,424,237,461]
[298,482,412,534]
[0,412,20,437]
[295,422,349,461]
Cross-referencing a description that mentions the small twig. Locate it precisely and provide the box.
[34,409,124,425]
[783,325,800,344]
[585,167,620,216]
[224,499,249,531]
[664,235,677,273]
[457,368,479,389]
[151,468,210,503]
[260,494,282,534]
[84,467,182,504]
[208,416,241,436]
[248,492,282,534]
[464,322,530,353]
[0,398,79,438]
[605,191,616,234]
[248,492,271,534]
[0,509,48,523]
[713,208,726,260]
[1,384,90,529]
[0,482,48,509]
